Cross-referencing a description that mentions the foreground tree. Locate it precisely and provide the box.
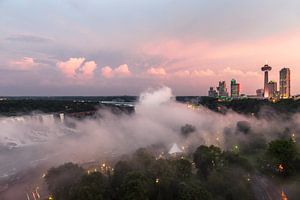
[132,148,156,170]
[121,172,151,200]
[176,181,212,200]
[70,172,110,200]
[267,138,298,175]
[206,168,255,200]
[193,145,223,179]
[45,163,84,200]
[174,159,192,180]
[111,160,133,199]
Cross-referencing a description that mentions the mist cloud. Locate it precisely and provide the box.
[0,86,299,187]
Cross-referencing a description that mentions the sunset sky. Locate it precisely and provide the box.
[1,0,300,96]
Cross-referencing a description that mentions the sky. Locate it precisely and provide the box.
[0,0,300,96]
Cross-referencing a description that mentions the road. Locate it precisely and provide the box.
[252,174,281,200]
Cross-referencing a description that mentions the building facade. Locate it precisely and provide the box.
[279,68,291,99]
[217,81,228,97]
[230,79,240,98]
[267,81,277,99]
[208,87,218,98]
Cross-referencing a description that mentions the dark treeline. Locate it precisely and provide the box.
[1,96,300,116]
[179,96,300,116]
[0,100,134,116]
[0,96,137,102]
[220,98,300,115]
[45,137,300,200]
[0,96,137,116]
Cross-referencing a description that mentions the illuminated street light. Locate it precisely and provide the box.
[155,178,159,184]
[291,133,296,142]
[278,164,284,173]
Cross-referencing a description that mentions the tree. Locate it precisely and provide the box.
[236,121,251,134]
[174,159,192,180]
[181,124,196,138]
[239,133,267,154]
[223,151,253,172]
[121,172,150,200]
[193,145,222,179]
[148,159,177,200]
[132,148,155,170]
[267,138,298,175]
[149,159,175,178]
[176,181,212,200]
[70,172,109,200]
[45,163,84,200]
[205,168,255,200]
[111,161,132,199]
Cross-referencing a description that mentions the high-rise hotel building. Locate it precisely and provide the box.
[267,80,277,99]
[279,68,291,99]
[217,81,229,97]
[230,79,240,98]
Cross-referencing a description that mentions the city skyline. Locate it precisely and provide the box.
[1,1,300,95]
[208,66,291,99]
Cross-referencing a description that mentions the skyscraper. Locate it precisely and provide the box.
[208,87,218,98]
[261,64,272,98]
[230,79,240,98]
[279,68,291,99]
[217,81,228,97]
[267,80,277,99]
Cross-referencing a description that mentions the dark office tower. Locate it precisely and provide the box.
[268,80,277,98]
[230,79,240,98]
[261,64,272,98]
[208,87,218,98]
[280,68,291,99]
[217,81,228,97]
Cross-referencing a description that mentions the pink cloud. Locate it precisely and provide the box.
[174,69,215,78]
[57,57,85,77]
[159,67,258,79]
[114,64,131,76]
[10,57,38,70]
[101,66,113,78]
[81,61,97,78]
[142,30,300,72]
[57,57,97,78]
[222,67,259,77]
[147,67,166,76]
[191,69,215,77]
[174,70,190,78]
[140,30,300,94]
[101,64,131,78]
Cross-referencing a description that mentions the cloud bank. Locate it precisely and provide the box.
[57,57,97,79]
[9,57,38,70]
[101,64,131,78]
